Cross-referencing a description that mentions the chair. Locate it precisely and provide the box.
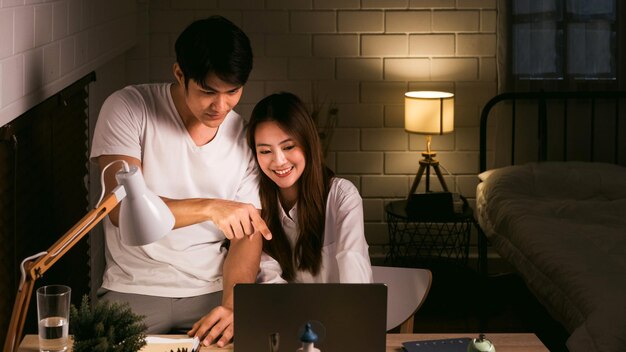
[372,265,432,333]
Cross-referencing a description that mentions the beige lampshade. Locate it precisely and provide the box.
[404,91,454,135]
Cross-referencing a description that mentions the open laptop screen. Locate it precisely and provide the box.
[234,283,387,352]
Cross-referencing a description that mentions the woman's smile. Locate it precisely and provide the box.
[273,166,294,177]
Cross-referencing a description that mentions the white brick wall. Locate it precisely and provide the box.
[0,0,139,126]
[0,0,499,256]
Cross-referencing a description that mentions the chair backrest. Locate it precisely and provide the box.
[371,266,432,333]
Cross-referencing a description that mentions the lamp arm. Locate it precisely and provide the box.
[3,185,126,352]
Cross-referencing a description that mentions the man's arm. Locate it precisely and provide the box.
[97,154,140,225]
[188,234,263,347]
[97,154,271,240]
[99,154,268,346]
[222,234,263,309]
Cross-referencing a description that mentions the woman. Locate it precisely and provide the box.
[247,92,372,283]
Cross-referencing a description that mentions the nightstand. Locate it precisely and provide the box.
[385,197,473,269]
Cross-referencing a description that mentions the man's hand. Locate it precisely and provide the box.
[188,305,234,348]
[207,199,272,240]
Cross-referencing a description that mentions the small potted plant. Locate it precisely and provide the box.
[69,295,147,352]
[310,95,338,158]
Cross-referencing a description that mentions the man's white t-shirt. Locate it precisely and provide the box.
[257,178,373,283]
[90,83,260,298]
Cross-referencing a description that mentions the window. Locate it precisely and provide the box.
[506,0,624,90]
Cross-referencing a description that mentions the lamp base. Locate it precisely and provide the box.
[406,191,454,218]
[408,151,449,196]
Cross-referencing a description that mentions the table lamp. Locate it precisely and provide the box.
[404,91,454,196]
[3,161,175,352]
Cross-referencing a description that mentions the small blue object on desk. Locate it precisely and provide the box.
[403,337,470,352]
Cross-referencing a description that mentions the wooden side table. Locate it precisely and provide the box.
[385,198,473,269]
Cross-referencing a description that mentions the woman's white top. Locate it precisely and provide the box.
[257,178,373,283]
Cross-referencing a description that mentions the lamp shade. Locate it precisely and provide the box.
[115,166,175,246]
[404,91,454,135]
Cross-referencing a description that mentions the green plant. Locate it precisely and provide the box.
[69,295,147,352]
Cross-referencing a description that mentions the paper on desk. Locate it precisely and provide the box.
[145,337,195,344]
[141,336,194,352]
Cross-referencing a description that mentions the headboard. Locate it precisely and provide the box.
[479,91,626,173]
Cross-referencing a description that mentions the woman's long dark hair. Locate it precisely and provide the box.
[247,92,334,280]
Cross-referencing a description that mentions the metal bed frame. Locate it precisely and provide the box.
[477,90,626,274]
[479,90,626,173]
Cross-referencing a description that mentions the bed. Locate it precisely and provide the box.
[475,91,626,352]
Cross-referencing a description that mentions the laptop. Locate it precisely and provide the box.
[234,283,387,352]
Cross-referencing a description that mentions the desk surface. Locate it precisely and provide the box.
[19,333,548,351]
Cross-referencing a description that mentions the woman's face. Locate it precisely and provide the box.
[254,121,306,195]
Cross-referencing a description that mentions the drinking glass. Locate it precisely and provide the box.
[36,285,71,352]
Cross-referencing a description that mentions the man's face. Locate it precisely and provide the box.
[182,73,243,128]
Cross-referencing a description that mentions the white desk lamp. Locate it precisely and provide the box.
[3,161,175,352]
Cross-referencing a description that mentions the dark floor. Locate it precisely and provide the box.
[382,261,570,351]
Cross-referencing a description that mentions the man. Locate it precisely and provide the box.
[90,16,270,348]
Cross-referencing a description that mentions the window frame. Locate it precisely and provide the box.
[503,0,626,91]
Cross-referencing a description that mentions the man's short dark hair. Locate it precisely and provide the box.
[175,15,253,88]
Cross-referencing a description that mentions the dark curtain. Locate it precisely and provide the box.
[0,72,96,344]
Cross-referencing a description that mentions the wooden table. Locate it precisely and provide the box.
[19,333,548,351]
